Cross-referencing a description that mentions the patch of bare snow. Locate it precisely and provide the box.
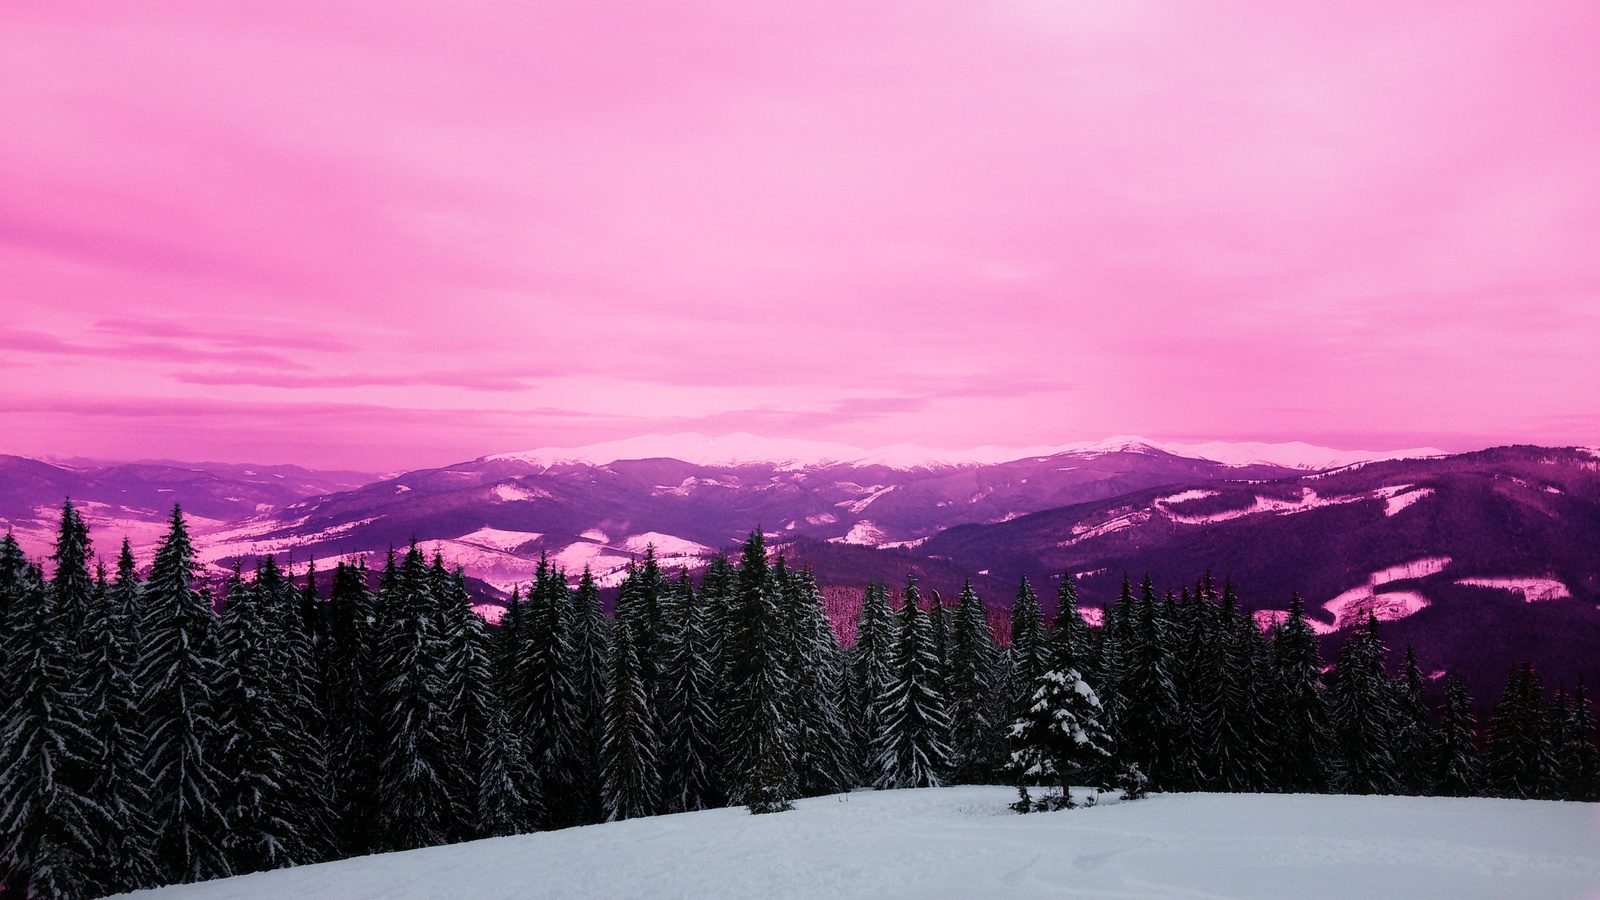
[1371,557,1452,586]
[491,483,551,502]
[579,528,609,543]
[1154,489,1219,507]
[829,521,888,546]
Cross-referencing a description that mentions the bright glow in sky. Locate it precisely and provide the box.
[3,1,1598,470]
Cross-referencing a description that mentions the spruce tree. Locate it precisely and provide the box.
[1394,645,1436,795]
[722,532,796,812]
[371,545,456,851]
[566,567,612,825]
[778,563,855,797]
[661,572,725,811]
[1432,673,1481,797]
[0,555,113,898]
[1567,680,1600,802]
[323,560,379,854]
[600,622,660,821]
[1008,662,1113,811]
[1486,660,1556,799]
[476,706,541,837]
[849,581,898,776]
[507,558,581,825]
[1007,576,1046,715]
[218,562,306,874]
[1271,593,1334,793]
[139,506,231,884]
[947,579,1002,783]
[1120,576,1183,790]
[1328,613,1400,794]
[87,544,159,893]
[873,577,953,789]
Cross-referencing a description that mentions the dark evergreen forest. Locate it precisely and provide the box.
[2,502,1596,898]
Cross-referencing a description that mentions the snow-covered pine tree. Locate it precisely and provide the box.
[615,547,672,704]
[1567,679,1600,802]
[371,545,456,851]
[0,549,113,898]
[1231,604,1279,792]
[722,532,796,812]
[947,579,1001,783]
[1328,613,1400,795]
[88,543,159,893]
[1394,645,1436,795]
[1007,576,1046,716]
[218,562,306,874]
[1271,593,1334,793]
[849,581,898,776]
[265,557,335,860]
[566,567,612,825]
[322,560,380,855]
[138,506,231,884]
[1120,576,1183,790]
[873,577,953,790]
[600,621,661,821]
[1432,673,1481,797]
[429,556,490,838]
[778,562,854,797]
[1007,663,1114,811]
[476,705,542,837]
[661,571,724,811]
[1486,660,1558,799]
[510,559,583,826]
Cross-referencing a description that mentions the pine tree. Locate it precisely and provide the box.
[506,558,581,826]
[1007,576,1046,715]
[87,543,159,893]
[1120,576,1183,790]
[849,581,898,775]
[217,561,307,874]
[778,563,855,797]
[1328,613,1400,794]
[323,560,380,854]
[139,506,231,884]
[661,572,725,811]
[1394,645,1435,795]
[946,579,1002,783]
[873,577,953,789]
[476,706,541,837]
[432,559,503,838]
[371,545,456,851]
[1007,663,1114,811]
[1271,593,1334,793]
[722,532,795,812]
[0,553,113,898]
[600,622,660,821]
[1568,680,1600,802]
[566,567,612,825]
[1432,673,1481,797]
[1486,660,1557,799]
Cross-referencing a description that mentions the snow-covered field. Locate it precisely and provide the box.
[122,787,1600,900]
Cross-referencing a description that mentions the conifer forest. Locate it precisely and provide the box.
[2,501,1597,898]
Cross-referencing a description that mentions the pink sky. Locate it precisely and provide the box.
[3,1,1598,471]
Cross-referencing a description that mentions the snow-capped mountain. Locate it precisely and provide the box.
[489,432,1444,472]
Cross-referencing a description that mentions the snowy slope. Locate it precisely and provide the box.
[122,787,1600,900]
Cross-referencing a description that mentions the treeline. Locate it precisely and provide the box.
[1,503,1597,898]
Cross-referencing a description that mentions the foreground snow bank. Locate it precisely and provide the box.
[123,787,1600,900]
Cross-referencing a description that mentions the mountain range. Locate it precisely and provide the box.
[2,435,1594,703]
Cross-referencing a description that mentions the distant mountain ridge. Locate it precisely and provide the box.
[3,439,1595,702]
[488,431,1446,472]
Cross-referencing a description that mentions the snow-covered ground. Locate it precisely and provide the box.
[122,787,1600,900]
